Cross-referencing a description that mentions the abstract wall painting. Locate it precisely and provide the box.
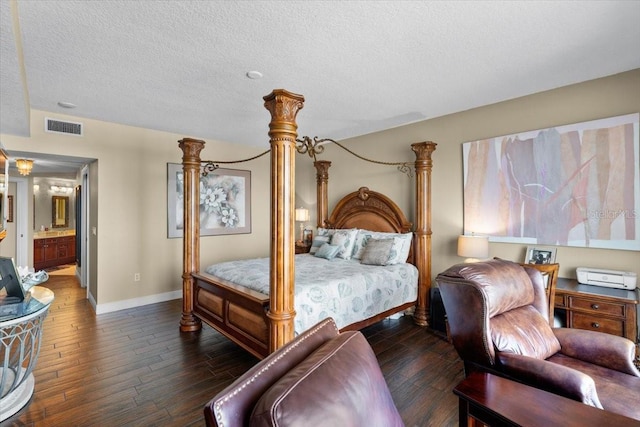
[462,113,639,250]
[167,163,251,238]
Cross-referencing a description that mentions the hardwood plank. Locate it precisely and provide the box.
[3,265,464,426]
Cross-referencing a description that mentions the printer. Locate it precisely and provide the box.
[576,267,637,290]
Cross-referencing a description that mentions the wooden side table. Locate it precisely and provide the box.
[454,372,639,426]
[295,242,311,254]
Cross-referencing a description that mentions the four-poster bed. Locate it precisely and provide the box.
[178,89,436,358]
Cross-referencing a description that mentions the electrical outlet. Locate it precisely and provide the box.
[134,273,141,282]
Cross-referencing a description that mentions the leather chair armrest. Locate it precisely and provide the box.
[497,352,603,408]
[553,328,640,377]
[204,318,340,427]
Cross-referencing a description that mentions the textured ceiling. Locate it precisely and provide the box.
[2,0,640,154]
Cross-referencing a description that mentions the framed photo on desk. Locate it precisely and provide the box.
[524,246,557,265]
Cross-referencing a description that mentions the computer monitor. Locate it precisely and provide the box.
[0,256,26,302]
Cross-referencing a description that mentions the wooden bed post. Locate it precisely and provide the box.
[314,160,331,227]
[411,141,437,327]
[178,137,205,332]
[263,89,305,352]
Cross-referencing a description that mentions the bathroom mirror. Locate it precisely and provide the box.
[52,195,69,228]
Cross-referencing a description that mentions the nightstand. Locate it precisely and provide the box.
[295,242,311,254]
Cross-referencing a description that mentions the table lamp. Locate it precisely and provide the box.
[295,207,310,243]
[457,234,489,263]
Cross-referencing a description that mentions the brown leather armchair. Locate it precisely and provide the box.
[436,258,640,421]
[204,317,403,427]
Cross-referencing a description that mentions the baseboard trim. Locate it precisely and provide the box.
[95,290,182,315]
[87,291,97,311]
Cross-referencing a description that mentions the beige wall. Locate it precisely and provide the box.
[1,69,637,311]
[1,110,272,307]
[296,69,640,280]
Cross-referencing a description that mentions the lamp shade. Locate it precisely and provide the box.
[295,207,309,222]
[457,235,489,259]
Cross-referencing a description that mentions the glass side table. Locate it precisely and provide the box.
[0,286,54,421]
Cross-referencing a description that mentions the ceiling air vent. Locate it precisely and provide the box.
[45,117,83,136]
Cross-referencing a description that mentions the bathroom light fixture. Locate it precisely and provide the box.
[50,185,73,194]
[16,159,34,176]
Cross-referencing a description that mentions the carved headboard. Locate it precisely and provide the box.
[325,187,414,264]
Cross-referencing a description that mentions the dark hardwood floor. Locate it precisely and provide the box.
[4,266,464,426]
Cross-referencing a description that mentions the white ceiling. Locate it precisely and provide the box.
[2,1,640,168]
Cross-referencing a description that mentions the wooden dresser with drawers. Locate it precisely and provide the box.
[554,278,639,361]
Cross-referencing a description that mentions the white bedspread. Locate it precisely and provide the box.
[205,254,418,333]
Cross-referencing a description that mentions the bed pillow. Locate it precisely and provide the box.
[360,238,395,266]
[329,229,358,260]
[352,230,412,264]
[389,233,412,264]
[314,243,341,260]
[316,227,336,237]
[351,230,370,259]
[309,235,331,255]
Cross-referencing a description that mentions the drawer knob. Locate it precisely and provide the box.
[591,322,600,329]
[591,304,599,310]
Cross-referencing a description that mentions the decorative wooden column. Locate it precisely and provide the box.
[314,160,331,227]
[263,89,305,352]
[178,138,205,332]
[411,141,437,327]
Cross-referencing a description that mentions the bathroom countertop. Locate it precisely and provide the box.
[33,230,76,239]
